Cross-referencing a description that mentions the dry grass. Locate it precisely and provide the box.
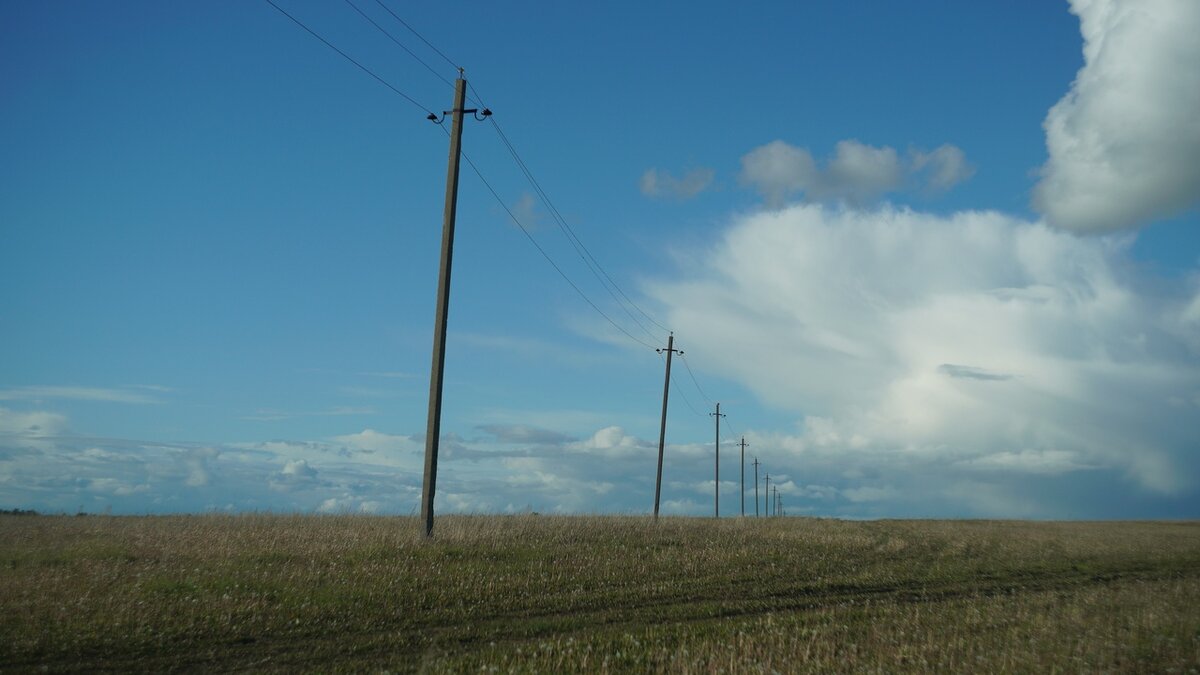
[1,514,1198,672]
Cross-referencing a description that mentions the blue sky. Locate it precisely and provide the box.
[2,0,1198,518]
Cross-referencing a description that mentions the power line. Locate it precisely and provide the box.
[485,115,668,342]
[464,81,667,339]
[456,144,658,351]
[679,353,713,406]
[665,361,704,418]
[372,0,461,73]
[264,0,434,115]
[342,0,457,91]
[346,3,668,345]
[493,114,671,335]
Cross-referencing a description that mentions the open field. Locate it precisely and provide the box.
[2,514,1198,672]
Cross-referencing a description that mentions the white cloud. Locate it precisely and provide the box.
[911,144,975,192]
[184,448,218,487]
[510,192,543,229]
[332,429,416,454]
[740,139,972,207]
[0,407,68,436]
[0,386,162,404]
[281,459,318,479]
[570,426,649,458]
[640,167,715,199]
[739,140,819,207]
[317,496,382,514]
[825,141,904,202]
[1034,0,1200,232]
[959,449,1097,475]
[480,424,575,445]
[648,202,1200,505]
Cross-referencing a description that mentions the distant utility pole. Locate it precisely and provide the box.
[763,472,770,518]
[739,437,749,517]
[773,486,779,517]
[710,402,725,518]
[752,457,761,517]
[419,72,490,539]
[653,333,682,520]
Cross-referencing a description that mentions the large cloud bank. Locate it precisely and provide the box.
[649,203,1200,516]
[1034,0,1200,232]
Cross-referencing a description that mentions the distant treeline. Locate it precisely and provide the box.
[0,508,40,516]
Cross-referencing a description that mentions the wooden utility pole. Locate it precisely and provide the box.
[739,437,749,517]
[763,472,770,518]
[710,403,725,518]
[752,456,760,517]
[419,72,490,538]
[653,333,682,519]
[773,486,779,517]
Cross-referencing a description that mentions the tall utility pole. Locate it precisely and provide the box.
[752,457,761,517]
[710,403,725,518]
[763,472,770,519]
[653,333,682,520]
[773,486,779,517]
[739,437,749,517]
[419,72,490,538]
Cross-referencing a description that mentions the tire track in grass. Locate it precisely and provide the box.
[14,559,1196,671]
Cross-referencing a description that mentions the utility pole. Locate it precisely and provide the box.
[763,472,770,518]
[752,457,760,517]
[773,486,779,517]
[419,72,490,539]
[653,333,682,520]
[739,437,749,517]
[710,403,725,518]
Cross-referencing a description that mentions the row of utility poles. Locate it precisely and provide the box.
[419,74,785,537]
[651,333,788,520]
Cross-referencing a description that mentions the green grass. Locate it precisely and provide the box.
[1,514,1198,672]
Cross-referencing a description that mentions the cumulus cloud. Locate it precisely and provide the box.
[0,417,424,515]
[640,167,715,199]
[277,460,314,482]
[739,140,819,206]
[569,426,650,458]
[647,202,1200,514]
[740,140,972,207]
[478,424,575,445]
[1034,0,1200,232]
[0,407,68,436]
[911,144,975,193]
[184,448,218,487]
[331,429,416,454]
[317,497,382,514]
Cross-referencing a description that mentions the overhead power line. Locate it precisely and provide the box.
[679,353,713,406]
[488,117,668,341]
[456,145,658,351]
[264,0,434,115]
[344,0,672,346]
[372,0,461,73]
[665,360,704,418]
[342,0,457,91]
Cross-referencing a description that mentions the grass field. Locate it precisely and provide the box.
[2,514,1198,672]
